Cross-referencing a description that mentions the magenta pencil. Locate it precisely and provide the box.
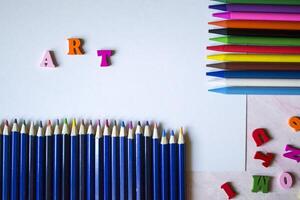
[214,12,300,22]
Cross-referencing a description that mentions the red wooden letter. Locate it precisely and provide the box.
[254,151,275,168]
[221,182,237,199]
[252,128,271,147]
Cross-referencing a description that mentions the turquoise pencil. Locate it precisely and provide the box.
[209,87,300,95]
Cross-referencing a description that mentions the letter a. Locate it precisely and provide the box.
[40,51,56,68]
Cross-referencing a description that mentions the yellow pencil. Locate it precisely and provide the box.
[207,54,300,62]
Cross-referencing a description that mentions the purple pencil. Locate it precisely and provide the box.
[209,4,300,14]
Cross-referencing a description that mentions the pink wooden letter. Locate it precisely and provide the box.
[97,50,113,67]
[279,172,293,189]
[40,51,56,68]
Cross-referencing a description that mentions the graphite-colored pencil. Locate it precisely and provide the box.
[210,36,300,46]
[119,121,127,200]
[209,78,300,87]
[207,70,300,79]
[103,120,111,200]
[79,120,87,200]
[11,119,19,200]
[207,45,300,54]
[53,120,62,200]
[214,12,300,21]
[207,62,300,71]
[209,4,300,13]
[209,20,300,30]
[19,121,28,200]
[86,121,95,200]
[209,86,300,95]
[62,119,70,200]
[209,28,300,38]
[70,119,79,200]
[212,0,300,5]
[170,130,178,200]
[178,128,185,200]
[45,120,54,200]
[161,130,169,200]
[95,121,103,200]
[207,54,300,62]
[2,121,10,200]
[36,121,45,200]
[152,123,160,200]
[144,121,152,200]
[127,122,135,200]
[28,121,36,200]
[112,121,119,200]
[135,121,144,200]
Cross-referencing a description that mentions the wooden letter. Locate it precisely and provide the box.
[221,182,237,199]
[252,175,271,193]
[279,172,293,189]
[254,151,275,168]
[288,116,300,132]
[68,38,84,55]
[283,145,300,163]
[252,128,271,147]
[97,50,113,67]
[40,51,56,68]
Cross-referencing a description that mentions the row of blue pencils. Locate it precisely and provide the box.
[0,119,185,200]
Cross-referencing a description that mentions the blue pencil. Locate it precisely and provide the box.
[103,120,111,200]
[161,130,169,200]
[178,128,185,200]
[170,130,178,200]
[144,121,152,200]
[209,86,300,95]
[79,120,87,200]
[19,121,28,200]
[2,121,11,200]
[11,119,20,200]
[45,120,54,200]
[119,121,127,200]
[95,121,103,200]
[28,121,36,200]
[152,123,160,200]
[207,70,300,79]
[36,121,45,200]
[127,122,135,200]
[70,119,79,200]
[112,121,119,200]
[135,121,144,200]
[0,122,2,197]
[86,121,95,200]
[62,119,70,200]
[53,120,62,200]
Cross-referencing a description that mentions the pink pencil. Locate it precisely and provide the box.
[213,12,300,22]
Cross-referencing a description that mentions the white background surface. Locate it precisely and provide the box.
[0,0,246,171]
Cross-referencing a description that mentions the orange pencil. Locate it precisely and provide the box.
[209,20,300,30]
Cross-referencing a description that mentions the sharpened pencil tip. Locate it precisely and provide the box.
[162,130,166,137]
[171,130,175,136]
[137,121,141,126]
[64,118,68,124]
[105,119,109,127]
[39,121,43,127]
[129,121,133,129]
[48,120,51,126]
[5,120,8,126]
[121,121,125,127]
[14,119,18,124]
[146,121,149,126]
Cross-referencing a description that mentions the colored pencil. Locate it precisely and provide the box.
[210,36,300,46]
[178,128,185,200]
[207,62,300,71]
[103,120,111,200]
[144,121,152,200]
[212,0,300,5]
[112,121,119,200]
[209,4,300,13]
[152,123,160,200]
[209,78,300,87]
[53,120,62,200]
[28,121,36,200]
[95,121,103,200]
[209,28,300,38]
[11,119,19,200]
[36,121,45,200]
[209,86,300,95]
[214,12,300,22]
[207,54,300,62]
[86,121,95,200]
[45,120,54,200]
[207,45,300,54]
[209,20,300,31]
[79,120,87,200]
[0,123,2,197]
[207,70,300,79]
[119,121,127,200]
[2,121,10,200]
[135,121,144,200]
[70,119,79,200]
[170,130,178,200]
[127,122,135,200]
[62,119,70,200]
[161,130,169,200]
[19,121,28,200]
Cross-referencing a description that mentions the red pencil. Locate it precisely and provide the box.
[207,45,300,54]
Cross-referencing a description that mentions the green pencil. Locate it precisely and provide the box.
[210,36,300,46]
[213,0,300,5]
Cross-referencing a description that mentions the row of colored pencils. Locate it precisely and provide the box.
[0,119,185,200]
[207,0,300,95]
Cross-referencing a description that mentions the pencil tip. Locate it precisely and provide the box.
[121,121,125,127]
[105,119,109,127]
[137,121,141,126]
[5,120,8,126]
[129,121,133,129]
[40,121,43,127]
[146,121,149,126]
[14,119,18,124]
[162,130,166,137]
[64,118,68,124]
[48,120,51,126]
[171,130,175,136]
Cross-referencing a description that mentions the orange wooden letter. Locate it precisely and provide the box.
[67,38,84,55]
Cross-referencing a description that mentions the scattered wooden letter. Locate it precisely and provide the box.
[67,38,84,55]
[288,116,300,132]
[221,182,237,199]
[252,175,271,193]
[252,128,271,147]
[97,50,113,67]
[283,145,300,163]
[279,172,293,189]
[40,51,57,68]
[254,151,275,168]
